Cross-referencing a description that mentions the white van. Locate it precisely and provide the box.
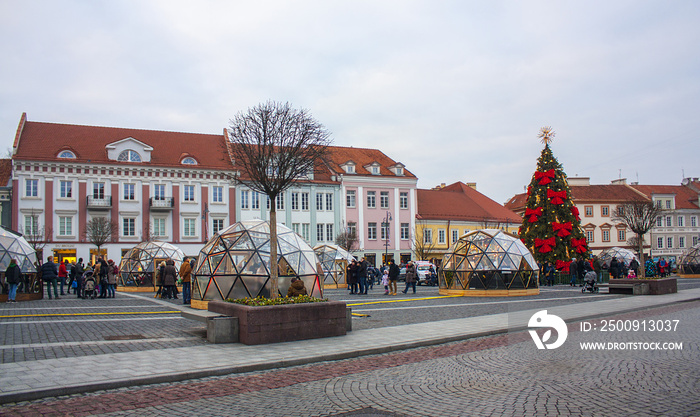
[415,261,437,285]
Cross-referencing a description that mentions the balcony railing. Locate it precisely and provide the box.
[86,195,112,210]
[150,197,174,210]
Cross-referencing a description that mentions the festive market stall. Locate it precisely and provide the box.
[679,244,700,277]
[597,247,638,269]
[192,220,322,309]
[313,243,356,288]
[439,229,539,296]
[118,241,185,291]
[0,226,39,301]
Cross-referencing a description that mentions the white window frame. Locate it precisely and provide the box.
[423,229,433,244]
[240,190,249,209]
[602,229,610,242]
[316,193,324,211]
[302,223,310,241]
[184,185,196,202]
[212,219,224,234]
[367,191,376,209]
[123,218,136,237]
[326,193,333,211]
[153,218,166,237]
[665,216,672,227]
[438,229,446,245]
[326,224,334,242]
[452,229,459,243]
[346,190,356,208]
[251,191,259,210]
[301,192,309,211]
[401,223,409,240]
[276,193,284,210]
[678,216,684,227]
[691,216,698,227]
[24,215,39,236]
[154,184,166,201]
[348,222,357,236]
[380,191,389,209]
[123,183,136,201]
[317,224,324,242]
[59,180,73,199]
[291,192,299,210]
[183,218,197,237]
[213,186,223,203]
[667,237,673,248]
[26,179,39,197]
[679,236,685,248]
[368,222,377,240]
[657,237,663,248]
[93,182,105,199]
[400,192,408,209]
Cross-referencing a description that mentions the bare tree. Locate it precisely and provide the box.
[142,217,156,242]
[228,101,331,298]
[85,217,118,256]
[613,201,663,278]
[413,221,437,261]
[23,211,51,261]
[335,227,359,253]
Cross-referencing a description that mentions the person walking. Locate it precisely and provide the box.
[402,261,417,294]
[609,257,620,279]
[357,257,369,295]
[388,260,399,295]
[162,259,178,299]
[96,258,109,298]
[5,259,21,303]
[347,260,358,295]
[72,258,84,298]
[179,257,192,304]
[381,268,390,295]
[106,260,118,298]
[58,259,69,296]
[41,256,60,300]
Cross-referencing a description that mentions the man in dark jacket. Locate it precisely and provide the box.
[72,258,84,298]
[357,257,369,295]
[388,260,400,295]
[5,259,21,302]
[41,256,60,299]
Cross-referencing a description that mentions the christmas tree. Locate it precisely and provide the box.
[519,127,590,270]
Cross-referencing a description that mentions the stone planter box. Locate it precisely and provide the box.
[609,278,677,295]
[208,300,347,345]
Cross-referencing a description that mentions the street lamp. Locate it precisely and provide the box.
[383,211,392,265]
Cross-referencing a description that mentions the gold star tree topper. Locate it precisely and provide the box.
[538,126,555,145]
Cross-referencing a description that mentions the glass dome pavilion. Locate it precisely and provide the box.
[118,241,185,289]
[0,226,38,273]
[597,247,638,269]
[679,244,700,275]
[313,243,356,288]
[192,220,322,307]
[439,229,539,296]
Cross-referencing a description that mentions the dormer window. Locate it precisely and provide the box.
[58,150,76,159]
[395,167,403,175]
[371,166,380,175]
[345,165,355,174]
[118,150,141,162]
[181,157,197,165]
[389,163,405,176]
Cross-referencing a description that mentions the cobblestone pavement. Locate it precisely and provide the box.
[1,300,697,416]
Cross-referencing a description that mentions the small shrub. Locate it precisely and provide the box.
[225,295,328,306]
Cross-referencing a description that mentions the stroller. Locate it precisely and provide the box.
[82,271,97,299]
[582,271,599,293]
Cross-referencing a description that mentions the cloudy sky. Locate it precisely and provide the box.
[1,1,698,203]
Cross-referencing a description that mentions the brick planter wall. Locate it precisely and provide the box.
[609,278,677,295]
[208,300,347,345]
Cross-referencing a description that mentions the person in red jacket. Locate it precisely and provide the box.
[58,259,69,296]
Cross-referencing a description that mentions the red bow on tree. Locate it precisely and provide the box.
[552,221,572,237]
[555,259,570,272]
[535,169,555,185]
[571,238,587,253]
[527,186,532,196]
[547,189,567,205]
[571,206,580,220]
[535,236,556,253]
[525,207,542,223]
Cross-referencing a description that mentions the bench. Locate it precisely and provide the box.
[609,283,650,295]
[181,309,239,344]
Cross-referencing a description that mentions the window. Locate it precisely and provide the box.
[123,218,136,237]
[291,192,299,210]
[400,192,408,209]
[317,224,324,242]
[657,217,663,227]
[292,223,300,235]
[601,206,609,216]
[123,183,135,201]
[692,216,698,227]
[118,150,141,162]
[367,191,376,208]
[60,180,73,198]
[346,190,356,208]
[368,222,377,240]
[657,237,663,248]
[666,216,672,227]
[371,166,380,175]
[184,185,195,202]
[380,191,389,209]
[184,218,196,237]
[58,150,76,158]
[213,186,223,203]
[302,223,310,241]
[401,223,409,240]
[301,192,309,211]
[679,236,685,248]
[326,193,333,211]
[667,237,673,248]
[212,219,224,234]
[26,179,38,197]
[616,206,624,216]
[395,167,404,175]
[678,216,684,227]
[251,191,259,209]
[584,206,593,217]
[694,236,699,246]
[345,165,355,174]
[181,157,197,165]
[93,183,105,199]
[381,222,389,240]
[618,229,626,242]
[452,229,459,243]
[602,229,610,242]
[276,193,284,210]
[153,218,166,236]
[347,222,357,236]
[154,184,165,200]
[423,229,433,244]
[586,230,594,242]
[240,190,249,209]
[655,200,662,208]
[266,197,270,210]
[326,224,334,241]
[316,193,324,211]
[24,215,38,236]
[438,229,446,244]
[666,200,672,209]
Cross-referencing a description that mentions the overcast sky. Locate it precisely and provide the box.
[1,1,698,204]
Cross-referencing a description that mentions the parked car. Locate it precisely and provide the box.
[415,261,437,285]
[398,267,406,281]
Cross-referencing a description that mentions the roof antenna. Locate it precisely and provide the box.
[618,169,622,179]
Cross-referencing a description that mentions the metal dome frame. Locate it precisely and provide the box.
[118,241,185,289]
[313,243,356,288]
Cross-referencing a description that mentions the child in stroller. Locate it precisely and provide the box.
[82,271,97,299]
[582,270,599,293]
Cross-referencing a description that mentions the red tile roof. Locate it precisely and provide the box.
[13,118,233,170]
[631,185,700,210]
[324,145,416,178]
[0,159,11,187]
[417,182,521,223]
[505,184,649,211]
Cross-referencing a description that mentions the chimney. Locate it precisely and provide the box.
[466,182,477,190]
[611,178,627,185]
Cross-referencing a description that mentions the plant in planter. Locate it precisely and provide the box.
[226,295,328,306]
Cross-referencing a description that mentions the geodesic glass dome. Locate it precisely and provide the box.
[0,226,38,273]
[679,244,700,274]
[118,241,185,288]
[439,229,539,293]
[314,244,356,288]
[598,247,638,269]
[193,219,322,301]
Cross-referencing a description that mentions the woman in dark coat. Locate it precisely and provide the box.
[162,259,178,299]
[402,261,417,294]
[609,257,620,279]
[347,260,359,294]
